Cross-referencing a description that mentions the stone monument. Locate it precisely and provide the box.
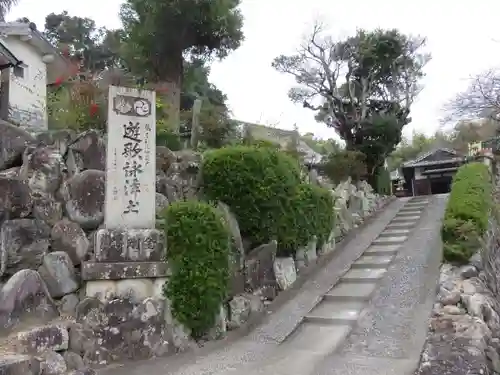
[82,86,168,300]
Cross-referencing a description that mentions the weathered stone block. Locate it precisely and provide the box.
[12,324,69,353]
[94,228,165,262]
[81,261,170,280]
[0,269,58,335]
[245,240,277,291]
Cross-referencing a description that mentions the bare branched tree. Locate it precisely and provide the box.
[443,69,500,125]
[272,21,430,146]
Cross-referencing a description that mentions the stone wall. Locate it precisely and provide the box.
[416,161,500,375]
[0,121,392,374]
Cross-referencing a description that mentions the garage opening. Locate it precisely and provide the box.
[430,176,453,194]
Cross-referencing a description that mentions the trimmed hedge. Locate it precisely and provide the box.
[162,201,230,338]
[442,162,492,264]
[201,145,302,249]
[278,183,335,256]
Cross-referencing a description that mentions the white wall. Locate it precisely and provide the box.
[2,36,47,130]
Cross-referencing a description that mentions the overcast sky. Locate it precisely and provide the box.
[8,0,500,140]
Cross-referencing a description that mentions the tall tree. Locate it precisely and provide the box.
[273,22,430,179]
[119,0,244,130]
[44,11,121,72]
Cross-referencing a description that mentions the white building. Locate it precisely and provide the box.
[0,22,68,130]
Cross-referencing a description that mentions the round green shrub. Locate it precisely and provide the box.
[162,201,230,338]
[201,145,302,249]
[277,183,335,256]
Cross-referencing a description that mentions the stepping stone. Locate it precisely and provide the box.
[324,282,377,301]
[352,254,394,268]
[305,300,364,324]
[283,322,351,353]
[379,229,411,237]
[342,268,386,282]
[364,245,400,255]
[372,236,407,245]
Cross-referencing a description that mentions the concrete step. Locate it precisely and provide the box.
[364,245,401,255]
[396,210,423,217]
[281,322,351,353]
[391,215,420,222]
[341,268,387,282]
[324,282,377,301]
[351,254,394,268]
[372,235,408,245]
[305,300,364,324]
[385,221,417,229]
[378,229,411,237]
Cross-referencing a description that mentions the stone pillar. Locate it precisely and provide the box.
[82,86,168,298]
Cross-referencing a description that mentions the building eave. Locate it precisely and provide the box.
[0,22,70,83]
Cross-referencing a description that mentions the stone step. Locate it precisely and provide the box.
[391,215,420,222]
[378,229,411,237]
[385,221,417,230]
[364,245,401,255]
[282,322,351,353]
[305,300,364,324]
[324,282,377,301]
[404,202,428,208]
[396,210,423,217]
[351,254,394,269]
[341,268,387,282]
[0,354,40,375]
[372,235,408,246]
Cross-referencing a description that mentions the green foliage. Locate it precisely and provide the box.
[374,166,391,195]
[119,0,244,82]
[278,184,335,255]
[353,115,404,176]
[48,83,106,132]
[201,146,302,249]
[163,201,230,338]
[322,150,367,183]
[44,11,122,71]
[442,162,492,264]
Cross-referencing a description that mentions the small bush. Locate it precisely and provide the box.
[277,183,335,256]
[442,162,492,263]
[201,146,302,249]
[163,201,230,338]
[322,150,367,183]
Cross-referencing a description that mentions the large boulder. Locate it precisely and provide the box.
[60,170,105,229]
[0,269,58,334]
[51,219,90,265]
[0,119,34,170]
[19,145,65,196]
[0,219,51,277]
[68,130,106,171]
[0,176,32,221]
[38,252,79,298]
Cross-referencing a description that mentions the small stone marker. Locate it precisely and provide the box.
[82,86,168,284]
[105,85,156,230]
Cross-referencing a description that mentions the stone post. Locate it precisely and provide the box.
[82,86,168,300]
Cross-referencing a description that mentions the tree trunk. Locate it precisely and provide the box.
[158,53,183,133]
